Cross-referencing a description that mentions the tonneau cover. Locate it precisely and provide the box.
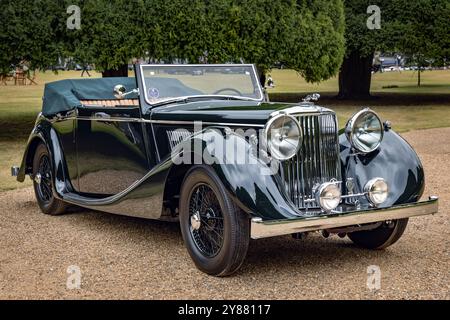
[42,77,137,116]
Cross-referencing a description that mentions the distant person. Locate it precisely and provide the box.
[396,54,402,72]
[267,75,275,88]
[20,60,29,72]
[19,60,30,77]
[373,52,382,73]
[81,64,91,77]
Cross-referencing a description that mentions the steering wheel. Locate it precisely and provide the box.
[213,88,243,96]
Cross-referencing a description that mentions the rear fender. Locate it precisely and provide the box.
[17,118,70,195]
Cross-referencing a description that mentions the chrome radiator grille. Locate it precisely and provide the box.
[279,112,341,209]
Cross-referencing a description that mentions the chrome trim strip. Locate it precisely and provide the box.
[77,116,141,122]
[51,116,264,127]
[143,119,265,127]
[139,64,265,106]
[250,197,439,239]
[60,157,172,208]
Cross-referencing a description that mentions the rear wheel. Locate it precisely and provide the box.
[32,143,67,215]
[179,165,250,276]
[348,218,409,249]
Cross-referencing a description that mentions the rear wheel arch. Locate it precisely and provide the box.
[24,136,46,175]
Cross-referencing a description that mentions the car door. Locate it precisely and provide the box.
[76,104,149,196]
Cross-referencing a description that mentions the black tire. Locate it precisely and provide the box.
[348,218,409,250]
[179,165,250,276]
[32,143,67,215]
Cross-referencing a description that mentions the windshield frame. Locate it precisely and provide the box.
[139,64,264,107]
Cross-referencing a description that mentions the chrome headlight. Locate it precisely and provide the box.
[264,114,302,160]
[345,108,383,153]
[365,178,388,206]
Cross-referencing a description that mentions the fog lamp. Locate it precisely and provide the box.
[364,178,388,206]
[316,182,341,212]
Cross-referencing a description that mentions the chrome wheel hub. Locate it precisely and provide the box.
[190,211,201,230]
[34,173,42,185]
[188,184,224,258]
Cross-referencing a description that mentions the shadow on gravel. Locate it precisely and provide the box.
[244,236,393,274]
[48,207,394,276]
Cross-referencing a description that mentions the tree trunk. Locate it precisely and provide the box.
[418,68,421,87]
[256,65,267,87]
[338,51,374,99]
[102,64,128,77]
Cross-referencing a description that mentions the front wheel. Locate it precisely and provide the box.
[32,143,67,215]
[179,165,250,276]
[348,218,409,249]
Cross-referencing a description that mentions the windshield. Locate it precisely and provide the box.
[140,64,263,106]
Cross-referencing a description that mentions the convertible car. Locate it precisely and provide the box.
[12,64,438,276]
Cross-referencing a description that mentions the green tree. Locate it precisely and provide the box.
[397,0,450,86]
[0,0,63,74]
[0,0,345,82]
[339,0,450,98]
[65,0,145,77]
[202,0,345,85]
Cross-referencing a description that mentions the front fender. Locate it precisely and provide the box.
[339,129,425,207]
[172,127,299,220]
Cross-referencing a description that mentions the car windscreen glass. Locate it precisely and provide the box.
[140,65,263,108]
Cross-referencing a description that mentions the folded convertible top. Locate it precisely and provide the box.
[42,77,137,116]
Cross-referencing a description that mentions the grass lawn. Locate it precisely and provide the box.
[0,69,449,191]
[269,68,450,95]
[0,71,102,191]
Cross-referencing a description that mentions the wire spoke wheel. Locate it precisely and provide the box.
[180,166,250,276]
[188,183,224,258]
[37,155,53,203]
[32,143,67,215]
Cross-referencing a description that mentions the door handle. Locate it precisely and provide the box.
[93,112,111,119]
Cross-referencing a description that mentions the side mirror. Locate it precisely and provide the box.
[113,84,127,99]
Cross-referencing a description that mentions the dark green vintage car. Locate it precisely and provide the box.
[12,64,438,276]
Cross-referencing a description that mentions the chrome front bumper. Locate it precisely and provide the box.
[250,196,439,239]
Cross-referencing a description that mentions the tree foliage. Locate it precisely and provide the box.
[0,0,345,82]
[0,0,63,73]
[344,0,449,60]
[396,0,450,66]
[340,0,450,96]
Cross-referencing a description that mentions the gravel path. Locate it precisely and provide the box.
[0,128,449,299]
